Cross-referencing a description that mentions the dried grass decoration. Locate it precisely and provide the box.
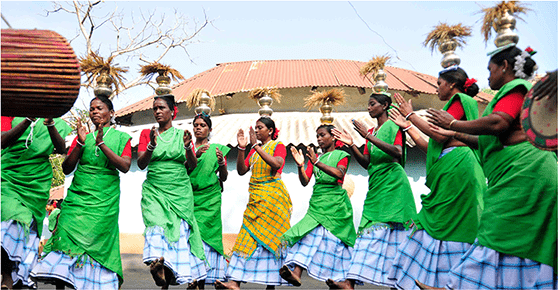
[479,1,531,43]
[360,54,391,79]
[247,87,282,103]
[139,62,185,82]
[304,88,346,110]
[423,22,472,54]
[79,51,128,94]
[186,88,215,110]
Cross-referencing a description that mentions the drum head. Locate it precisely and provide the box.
[521,78,558,151]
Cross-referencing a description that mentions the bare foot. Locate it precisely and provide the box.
[326,279,353,289]
[187,280,198,289]
[1,273,13,290]
[214,280,240,290]
[149,257,166,286]
[415,279,445,290]
[279,265,301,287]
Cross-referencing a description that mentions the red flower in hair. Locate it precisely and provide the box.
[272,128,280,140]
[173,106,178,120]
[525,47,537,56]
[464,78,477,89]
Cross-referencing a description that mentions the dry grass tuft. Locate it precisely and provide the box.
[247,87,282,103]
[304,88,346,109]
[186,88,215,110]
[423,22,472,53]
[79,51,128,94]
[479,1,531,43]
[139,62,185,82]
[360,55,391,78]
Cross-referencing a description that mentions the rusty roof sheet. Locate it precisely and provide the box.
[116,59,452,117]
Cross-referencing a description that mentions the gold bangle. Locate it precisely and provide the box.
[449,119,457,129]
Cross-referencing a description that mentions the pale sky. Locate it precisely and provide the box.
[2,1,558,111]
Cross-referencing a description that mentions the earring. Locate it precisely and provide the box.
[450,86,453,89]
[502,69,506,73]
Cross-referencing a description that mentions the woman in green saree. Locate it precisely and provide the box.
[137,94,207,289]
[31,96,132,290]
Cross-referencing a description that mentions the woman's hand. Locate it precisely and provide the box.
[216,147,225,164]
[352,119,369,138]
[332,128,353,146]
[306,146,318,164]
[533,70,558,101]
[388,108,411,128]
[290,146,305,167]
[249,126,257,145]
[394,92,414,116]
[76,118,87,144]
[183,130,193,146]
[149,126,158,146]
[237,128,248,148]
[95,125,104,145]
[428,122,456,137]
[196,144,209,158]
[427,108,456,129]
[43,118,54,126]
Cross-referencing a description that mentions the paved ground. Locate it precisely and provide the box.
[35,254,389,289]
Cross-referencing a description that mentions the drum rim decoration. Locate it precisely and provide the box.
[521,80,558,151]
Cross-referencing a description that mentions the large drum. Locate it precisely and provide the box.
[1,29,81,118]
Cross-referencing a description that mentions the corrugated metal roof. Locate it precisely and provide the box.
[116,59,470,118]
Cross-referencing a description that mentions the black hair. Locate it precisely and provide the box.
[370,93,392,113]
[193,114,212,129]
[257,116,278,140]
[90,95,114,111]
[317,124,335,135]
[490,46,537,80]
[154,94,176,112]
[439,67,479,97]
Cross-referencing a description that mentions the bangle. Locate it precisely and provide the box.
[147,142,156,151]
[76,140,84,147]
[44,122,55,127]
[25,117,34,122]
[365,133,372,139]
[251,143,260,149]
[449,119,457,129]
[184,142,193,151]
[313,159,320,165]
[218,161,226,167]
[297,163,303,168]
[237,145,246,151]
[403,125,413,132]
[405,112,415,120]
[96,141,105,147]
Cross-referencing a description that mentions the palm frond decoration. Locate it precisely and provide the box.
[79,51,128,94]
[423,22,472,54]
[247,87,282,103]
[186,88,215,110]
[360,54,391,78]
[139,62,185,82]
[479,1,531,43]
[304,88,346,109]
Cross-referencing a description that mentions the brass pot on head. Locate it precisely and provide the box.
[194,92,212,115]
[373,69,389,93]
[319,101,334,124]
[155,74,172,96]
[257,94,274,116]
[494,9,519,48]
[439,40,461,68]
[94,72,113,97]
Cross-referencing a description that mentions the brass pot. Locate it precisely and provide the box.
[194,92,212,115]
[439,40,460,68]
[94,73,113,97]
[257,95,274,116]
[155,75,172,95]
[494,10,519,48]
[319,101,334,124]
[373,69,388,93]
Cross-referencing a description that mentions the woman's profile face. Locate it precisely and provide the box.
[254,120,272,142]
[436,77,453,101]
[368,97,385,118]
[488,61,505,90]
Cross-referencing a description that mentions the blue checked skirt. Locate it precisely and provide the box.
[284,225,352,282]
[1,220,39,288]
[202,240,227,284]
[143,219,207,285]
[30,251,118,290]
[447,240,558,290]
[346,222,411,287]
[387,229,472,289]
[226,244,288,286]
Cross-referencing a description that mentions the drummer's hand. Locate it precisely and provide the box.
[533,69,558,101]
[149,126,158,146]
[306,146,318,164]
[249,126,257,145]
[95,125,104,145]
[183,130,193,146]
[427,108,455,129]
[196,144,209,158]
[76,118,87,144]
[394,93,414,116]
[332,128,353,146]
[237,128,248,148]
[290,146,305,167]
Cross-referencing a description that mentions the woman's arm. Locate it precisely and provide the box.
[429,123,479,150]
[1,118,34,149]
[44,118,66,154]
[353,119,402,160]
[308,148,347,180]
[137,128,156,170]
[216,147,228,182]
[62,119,87,174]
[427,109,511,136]
[291,146,310,186]
[236,128,250,176]
[96,127,131,173]
[253,143,284,171]
[389,109,428,154]
[332,128,370,169]
[183,130,197,170]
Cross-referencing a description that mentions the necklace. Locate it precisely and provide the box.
[25,119,38,149]
[156,127,172,143]
[95,127,112,157]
